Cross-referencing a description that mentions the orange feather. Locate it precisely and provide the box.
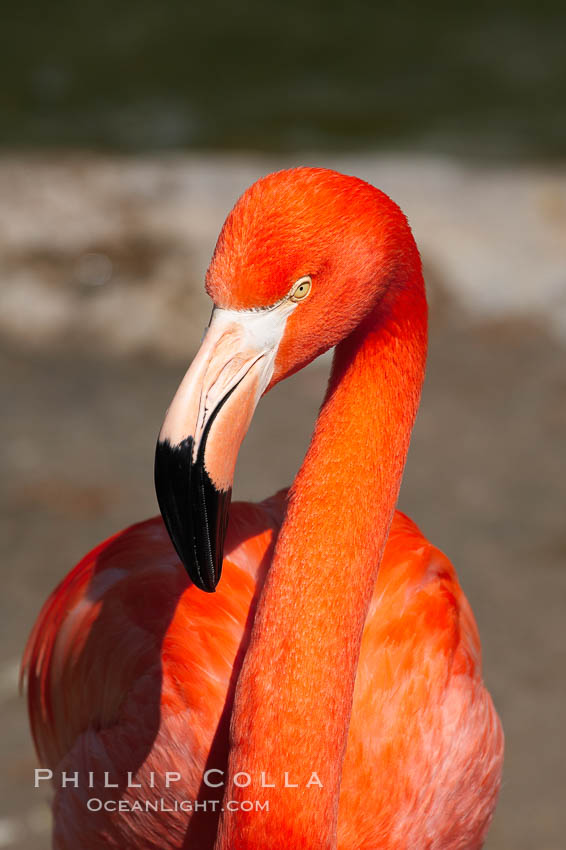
[23,506,502,848]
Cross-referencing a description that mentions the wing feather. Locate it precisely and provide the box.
[22,492,286,771]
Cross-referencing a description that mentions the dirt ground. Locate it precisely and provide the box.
[1,156,565,849]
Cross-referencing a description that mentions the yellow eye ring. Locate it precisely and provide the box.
[290,276,312,302]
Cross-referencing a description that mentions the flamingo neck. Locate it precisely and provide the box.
[215,274,427,850]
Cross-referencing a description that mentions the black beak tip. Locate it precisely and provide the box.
[189,568,219,594]
[154,437,230,593]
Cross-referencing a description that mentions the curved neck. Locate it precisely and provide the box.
[215,274,427,850]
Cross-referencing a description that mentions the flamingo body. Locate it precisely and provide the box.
[23,167,503,849]
[24,500,501,849]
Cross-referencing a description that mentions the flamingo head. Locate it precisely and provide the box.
[155,167,419,590]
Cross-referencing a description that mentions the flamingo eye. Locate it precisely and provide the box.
[290,276,312,302]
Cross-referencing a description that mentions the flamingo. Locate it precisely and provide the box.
[23,167,503,850]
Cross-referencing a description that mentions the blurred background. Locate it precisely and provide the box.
[1,2,565,848]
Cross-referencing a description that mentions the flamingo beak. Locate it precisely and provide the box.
[154,304,292,591]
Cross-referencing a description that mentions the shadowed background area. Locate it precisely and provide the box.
[3,0,566,157]
[1,2,565,849]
